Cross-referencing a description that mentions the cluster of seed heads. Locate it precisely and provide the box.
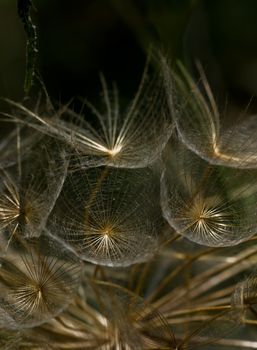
[1,52,257,349]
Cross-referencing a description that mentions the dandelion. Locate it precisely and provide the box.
[48,166,165,266]
[3,52,173,170]
[163,60,257,168]
[161,137,257,246]
[0,137,67,246]
[2,39,257,349]
[0,234,81,329]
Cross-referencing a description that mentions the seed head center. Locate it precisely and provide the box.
[107,145,122,157]
[101,226,115,237]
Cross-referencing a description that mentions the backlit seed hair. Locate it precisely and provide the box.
[0,139,67,246]
[162,60,257,169]
[161,137,257,247]
[0,234,81,329]
[9,281,176,349]
[48,166,165,266]
[4,52,173,169]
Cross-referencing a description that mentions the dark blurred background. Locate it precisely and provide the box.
[1,0,257,112]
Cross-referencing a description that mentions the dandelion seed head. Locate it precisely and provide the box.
[0,173,42,245]
[0,138,67,245]
[164,61,257,169]
[182,194,233,245]
[161,138,257,247]
[4,51,173,170]
[0,235,82,329]
[106,144,123,157]
[48,166,164,266]
[2,51,255,349]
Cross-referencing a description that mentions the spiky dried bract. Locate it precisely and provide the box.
[163,61,257,169]
[0,235,81,329]
[88,281,176,349]
[231,274,257,323]
[161,138,257,247]
[24,282,176,350]
[48,166,164,266]
[5,236,257,349]
[4,52,173,169]
[0,139,67,244]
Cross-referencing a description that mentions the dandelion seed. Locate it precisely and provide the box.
[0,235,81,329]
[163,60,257,169]
[161,138,257,246]
[3,52,173,169]
[0,139,67,246]
[48,166,165,266]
